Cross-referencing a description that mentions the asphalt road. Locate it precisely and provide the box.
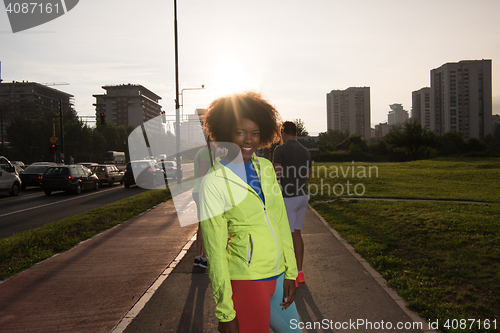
[0,163,195,239]
[0,185,150,239]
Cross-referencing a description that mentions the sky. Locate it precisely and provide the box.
[1,0,500,136]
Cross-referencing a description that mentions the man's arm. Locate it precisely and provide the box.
[273,162,282,179]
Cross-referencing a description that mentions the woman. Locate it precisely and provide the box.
[199,92,301,333]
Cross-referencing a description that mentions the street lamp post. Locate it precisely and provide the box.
[174,0,181,185]
[1,108,4,156]
[180,85,205,120]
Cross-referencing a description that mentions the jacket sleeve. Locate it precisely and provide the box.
[199,179,236,323]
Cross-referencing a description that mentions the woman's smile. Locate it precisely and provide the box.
[232,118,261,163]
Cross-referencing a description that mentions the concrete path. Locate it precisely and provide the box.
[0,200,198,333]
[0,197,435,333]
[118,206,434,333]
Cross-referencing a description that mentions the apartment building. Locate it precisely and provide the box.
[387,103,409,125]
[93,84,162,128]
[411,87,431,130]
[0,81,73,141]
[430,60,492,139]
[326,87,371,139]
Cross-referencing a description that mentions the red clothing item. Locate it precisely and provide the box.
[231,279,277,333]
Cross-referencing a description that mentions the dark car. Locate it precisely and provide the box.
[161,160,182,180]
[90,164,124,186]
[40,165,100,195]
[20,163,57,189]
[123,160,164,189]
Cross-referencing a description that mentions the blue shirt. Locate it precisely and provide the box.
[220,159,265,204]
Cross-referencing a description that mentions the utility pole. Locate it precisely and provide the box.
[53,118,57,162]
[59,99,65,163]
[174,0,182,185]
[1,108,4,156]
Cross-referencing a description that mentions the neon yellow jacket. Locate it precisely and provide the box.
[199,154,298,322]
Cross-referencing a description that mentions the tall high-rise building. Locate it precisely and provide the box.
[0,81,73,141]
[326,87,371,139]
[179,108,206,144]
[411,87,431,129]
[430,60,492,138]
[387,103,409,125]
[93,84,162,127]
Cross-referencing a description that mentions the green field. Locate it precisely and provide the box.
[311,158,500,333]
[308,158,500,203]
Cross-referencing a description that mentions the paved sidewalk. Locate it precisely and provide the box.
[0,198,435,333]
[0,200,198,333]
[120,205,434,333]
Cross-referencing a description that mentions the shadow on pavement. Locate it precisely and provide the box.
[295,283,334,333]
[175,266,210,333]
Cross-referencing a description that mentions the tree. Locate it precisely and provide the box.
[293,119,309,137]
[466,137,488,153]
[438,131,467,156]
[318,129,349,152]
[384,120,437,160]
[335,135,368,152]
[6,115,53,163]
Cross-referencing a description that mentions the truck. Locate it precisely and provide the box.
[103,151,126,165]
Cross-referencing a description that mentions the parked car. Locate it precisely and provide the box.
[0,156,21,196]
[123,160,164,189]
[90,164,124,186]
[40,165,100,195]
[19,163,57,189]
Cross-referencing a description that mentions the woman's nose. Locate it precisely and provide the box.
[244,133,251,143]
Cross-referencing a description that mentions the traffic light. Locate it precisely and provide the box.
[50,143,56,153]
[161,111,166,123]
[100,112,105,124]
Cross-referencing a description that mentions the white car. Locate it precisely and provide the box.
[0,156,22,196]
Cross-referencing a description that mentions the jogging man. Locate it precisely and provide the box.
[273,121,311,287]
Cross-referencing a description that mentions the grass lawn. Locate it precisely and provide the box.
[311,158,500,333]
[308,158,500,203]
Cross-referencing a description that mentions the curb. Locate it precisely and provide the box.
[308,204,437,333]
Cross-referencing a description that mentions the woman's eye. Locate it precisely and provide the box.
[253,132,260,137]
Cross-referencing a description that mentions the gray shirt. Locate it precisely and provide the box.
[273,140,311,198]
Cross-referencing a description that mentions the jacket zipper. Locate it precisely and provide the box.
[248,234,254,267]
[258,200,279,275]
[218,157,280,274]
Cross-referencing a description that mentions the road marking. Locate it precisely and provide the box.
[0,187,119,218]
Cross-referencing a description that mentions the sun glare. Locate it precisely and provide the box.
[211,54,259,95]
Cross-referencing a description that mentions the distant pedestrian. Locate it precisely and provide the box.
[273,121,311,288]
[192,139,212,269]
[69,156,74,165]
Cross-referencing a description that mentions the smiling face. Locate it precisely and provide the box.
[231,118,261,163]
